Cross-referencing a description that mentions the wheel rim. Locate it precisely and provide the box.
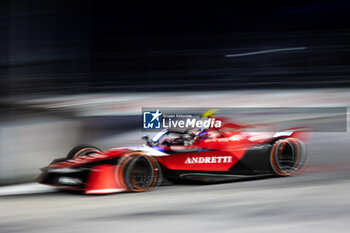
[275,142,298,172]
[271,138,308,176]
[130,157,154,189]
[117,153,159,192]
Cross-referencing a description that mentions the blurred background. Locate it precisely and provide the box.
[1,0,350,94]
[1,1,350,232]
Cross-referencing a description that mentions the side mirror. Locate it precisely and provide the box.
[141,135,151,146]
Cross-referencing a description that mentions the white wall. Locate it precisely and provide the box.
[0,118,81,184]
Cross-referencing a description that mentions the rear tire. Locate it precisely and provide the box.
[66,144,102,160]
[270,138,309,176]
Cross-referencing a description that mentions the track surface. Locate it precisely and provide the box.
[1,127,350,233]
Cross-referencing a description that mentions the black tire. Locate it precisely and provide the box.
[270,138,309,176]
[118,154,162,192]
[66,144,102,160]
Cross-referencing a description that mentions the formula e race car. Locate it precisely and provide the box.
[38,118,311,194]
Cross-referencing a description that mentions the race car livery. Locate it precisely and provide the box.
[38,117,311,194]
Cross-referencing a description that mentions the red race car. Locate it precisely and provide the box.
[38,118,311,194]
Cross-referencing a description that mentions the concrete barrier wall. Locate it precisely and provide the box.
[0,117,82,185]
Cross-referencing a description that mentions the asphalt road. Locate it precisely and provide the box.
[1,124,350,233]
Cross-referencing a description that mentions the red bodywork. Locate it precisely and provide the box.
[39,119,312,194]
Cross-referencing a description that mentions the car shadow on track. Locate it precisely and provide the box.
[0,175,280,198]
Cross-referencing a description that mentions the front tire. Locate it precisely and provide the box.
[117,153,162,192]
[66,144,102,160]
